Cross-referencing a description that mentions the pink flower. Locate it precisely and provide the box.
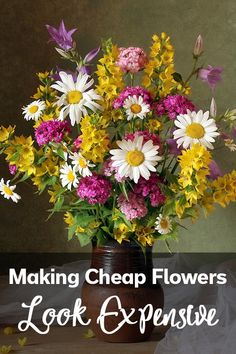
[113,86,152,109]
[133,173,166,207]
[118,192,147,220]
[9,164,17,176]
[77,173,112,205]
[102,159,125,182]
[74,136,82,149]
[125,130,162,153]
[154,95,195,120]
[198,65,223,90]
[35,120,71,146]
[116,47,148,73]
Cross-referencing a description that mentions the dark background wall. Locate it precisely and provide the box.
[0,0,236,252]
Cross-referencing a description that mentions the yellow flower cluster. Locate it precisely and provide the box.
[176,144,212,217]
[96,45,124,110]
[0,126,15,143]
[4,136,36,175]
[145,118,162,132]
[135,225,154,246]
[32,149,60,190]
[211,171,236,207]
[113,223,130,244]
[32,72,59,128]
[79,116,110,163]
[143,33,190,97]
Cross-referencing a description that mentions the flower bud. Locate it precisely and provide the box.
[193,35,203,57]
[210,97,217,118]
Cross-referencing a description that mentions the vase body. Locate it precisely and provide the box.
[82,240,164,343]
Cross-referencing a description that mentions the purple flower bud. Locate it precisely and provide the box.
[84,46,100,63]
[46,20,77,51]
[193,35,203,57]
[208,160,223,180]
[167,138,182,156]
[210,97,217,118]
[198,65,223,90]
[77,65,91,75]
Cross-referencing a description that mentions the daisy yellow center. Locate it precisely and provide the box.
[67,171,75,182]
[186,123,205,139]
[160,218,169,229]
[3,186,13,196]
[79,158,87,168]
[126,150,145,166]
[131,104,142,114]
[67,90,83,104]
[29,105,39,114]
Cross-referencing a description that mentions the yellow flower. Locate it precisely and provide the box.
[3,327,14,335]
[76,226,85,233]
[135,226,154,246]
[79,116,110,163]
[4,135,36,175]
[18,337,27,347]
[0,126,15,143]
[145,119,162,132]
[113,223,130,244]
[96,45,124,105]
[143,32,191,97]
[0,346,12,354]
[64,212,74,226]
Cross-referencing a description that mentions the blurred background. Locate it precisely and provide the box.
[0,0,236,253]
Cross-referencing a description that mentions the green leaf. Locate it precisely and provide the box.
[76,233,92,247]
[172,72,183,83]
[56,148,67,160]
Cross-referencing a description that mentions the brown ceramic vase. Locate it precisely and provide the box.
[82,240,164,343]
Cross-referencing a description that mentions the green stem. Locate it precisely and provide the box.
[183,57,199,86]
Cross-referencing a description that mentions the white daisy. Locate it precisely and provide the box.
[110,136,162,183]
[155,214,172,235]
[22,100,46,121]
[0,178,21,203]
[69,152,95,177]
[123,95,150,121]
[173,109,219,150]
[51,71,102,126]
[60,163,79,190]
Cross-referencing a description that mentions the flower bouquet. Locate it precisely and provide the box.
[2,20,236,343]
[0,21,236,250]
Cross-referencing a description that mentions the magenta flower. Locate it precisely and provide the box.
[35,120,71,146]
[154,95,195,120]
[77,173,112,205]
[46,20,77,51]
[113,86,152,109]
[118,192,147,220]
[9,164,17,176]
[116,47,148,73]
[198,65,223,90]
[133,173,166,207]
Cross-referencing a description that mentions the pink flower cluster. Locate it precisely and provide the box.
[77,173,112,205]
[125,130,162,153]
[9,164,17,176]
[133,173,166,207]
[35,120,71,146]
[113,86,152,109]
[154,94,195,120]
[118,192,147,220]
[102,159,125,182]
[116,47,148,73]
